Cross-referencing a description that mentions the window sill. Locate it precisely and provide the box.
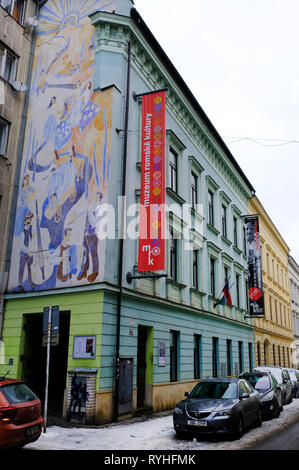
[233,245,242,255]
[207,223,220,236]
[190,287,206,296]
[166,187,186,205]
[166,278,187,289]
[221,235,232,246]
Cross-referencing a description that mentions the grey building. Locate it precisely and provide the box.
[289,255,299,368]
[0,0,40,334]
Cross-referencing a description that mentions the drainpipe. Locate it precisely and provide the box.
[0,0,48,340]
[113,37,131,423]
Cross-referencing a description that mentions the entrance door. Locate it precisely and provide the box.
[137,325,153,410]
[22,311,70,415]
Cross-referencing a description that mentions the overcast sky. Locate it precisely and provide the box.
[134,0,299,264]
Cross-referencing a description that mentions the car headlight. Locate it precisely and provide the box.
[214,410,232,417]
[174,407,184,415]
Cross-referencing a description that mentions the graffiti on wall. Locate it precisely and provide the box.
[8,0,117,292]
[68,374,89,423]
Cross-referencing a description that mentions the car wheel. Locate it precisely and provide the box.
[233,415,244,440]
[255,408,262,428]
[287,394,293,404]
[175,430,189,440]
[272,400,280,419]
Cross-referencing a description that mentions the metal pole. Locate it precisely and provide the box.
[43,306,52,433]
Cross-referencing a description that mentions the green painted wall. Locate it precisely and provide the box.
[0,290,104,390]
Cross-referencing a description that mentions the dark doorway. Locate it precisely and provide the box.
[21,311,70,415]
[137,325,153,411]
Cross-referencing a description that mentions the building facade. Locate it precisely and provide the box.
[0,0,38,335]
[249,196,295,368]
[288,255,299,368]
[1,0,257,424]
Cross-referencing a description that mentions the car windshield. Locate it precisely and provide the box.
[242,374,270,392]
[190,381,238,399]
[1,383,38,404]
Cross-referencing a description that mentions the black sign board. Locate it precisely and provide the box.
[244,215,265,316]
[42,306,59,346]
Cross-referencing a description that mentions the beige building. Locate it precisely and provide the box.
[249,196,295,368]
[0,0,39,333]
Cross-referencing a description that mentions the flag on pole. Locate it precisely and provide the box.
[214,280,232,308]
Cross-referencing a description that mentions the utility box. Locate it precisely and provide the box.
[66,368,98,424]
[119,358,133,415]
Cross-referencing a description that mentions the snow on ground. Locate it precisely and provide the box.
[25,399,299,451]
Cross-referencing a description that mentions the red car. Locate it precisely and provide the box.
[0,378,43,449]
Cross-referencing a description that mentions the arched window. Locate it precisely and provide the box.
[257,342,261,366]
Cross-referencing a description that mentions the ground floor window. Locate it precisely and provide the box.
[194,334,201,379]
[212,337,219,377]
[170,330,179,382]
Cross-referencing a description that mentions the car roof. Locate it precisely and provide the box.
[0,379,23,387]
[240,371,269,377]
[200,378,239,383]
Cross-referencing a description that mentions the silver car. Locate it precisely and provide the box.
[254,366,293,405]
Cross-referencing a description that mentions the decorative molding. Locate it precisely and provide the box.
[90,12,253,208]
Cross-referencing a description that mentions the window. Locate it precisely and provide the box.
[226,339,232,376]
[169,229,177,282]
[169,148,177,193]
[238,341,243,374]
[170,330,179,382]
[257,342,261,366]
[194,334,201,379]
[245,280,249,311]
[243,226,247,255]
[192,249,199,290]
[236,274,240,308]
[224,266,229,283]
[0,44,18,83]
[272,344,276,365]
[266,252,269,273]
[191,172,198,209]
[278,345,281,366]
[0,0,26,24]
[269,296,273,321]
[210,258,216,297]
[248,343,253,371]
[0,118,10,157]
[233,216,238,247]
[212,337,219,377]
[221,205,227,238]
[208,190,214,226]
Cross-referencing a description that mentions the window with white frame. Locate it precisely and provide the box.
[0,118,10,157]
[1,0,26,24]
[0,43,18,83]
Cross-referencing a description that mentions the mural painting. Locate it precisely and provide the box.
[8,0,117,292]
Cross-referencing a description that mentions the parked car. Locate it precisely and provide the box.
[239,371,283,419]
[254,366,293,405]
[0,378,43,450]
[173,378,261,440]
[286,368,299,398]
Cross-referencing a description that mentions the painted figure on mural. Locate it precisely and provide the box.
[50,227,77,284]
[14,174,36,236]
[18,211,36,292]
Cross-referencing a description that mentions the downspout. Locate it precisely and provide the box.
[0,0,47,339]
[113,37,131,423]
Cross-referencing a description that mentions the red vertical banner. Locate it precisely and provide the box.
[138,90,166,272]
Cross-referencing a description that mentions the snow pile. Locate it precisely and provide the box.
[25,399,299,450]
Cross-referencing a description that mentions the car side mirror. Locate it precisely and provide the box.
[184,392,190,397]
[283,379,288,384]
[240,393,250,400]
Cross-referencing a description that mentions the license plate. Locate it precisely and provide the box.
[187,420,207,427]
[26,425,39,437]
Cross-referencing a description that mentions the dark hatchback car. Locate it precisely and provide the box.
[0,379,43,450]
[254,366,293,405]
[239,371,283,419]
[173,378,261,440]
[286,369,299,398]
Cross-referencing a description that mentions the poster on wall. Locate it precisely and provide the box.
[73,335,96,359]
[244,215,265,316]
[8,0,117,293]
[158,340,166,366]
[138,90,166,272]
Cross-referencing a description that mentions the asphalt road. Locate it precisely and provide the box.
[250,418,299,450]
